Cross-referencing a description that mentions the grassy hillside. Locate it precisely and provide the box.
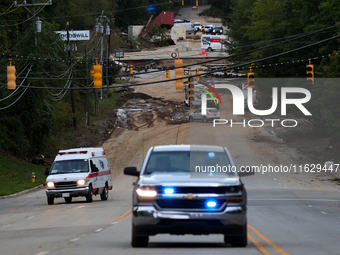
[0,155,46,196]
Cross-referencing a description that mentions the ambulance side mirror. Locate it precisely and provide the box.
[90,160,99,173]
[92,164,99,172]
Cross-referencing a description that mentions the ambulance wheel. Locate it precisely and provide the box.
[100,184,108,201]
[131,224,149,247]
[207,47,212,52]
[47,197,54,205]
[86,185,93,203]
[64,197,72,203]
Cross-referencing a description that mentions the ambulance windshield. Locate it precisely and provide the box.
[50,160,89,174]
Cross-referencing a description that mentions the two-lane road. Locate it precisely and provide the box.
[1,89,339,255]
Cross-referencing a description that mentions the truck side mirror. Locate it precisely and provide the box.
[45,167,49,176]
[124,166,140,177]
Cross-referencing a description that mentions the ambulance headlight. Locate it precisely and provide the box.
[77,179,87,185]
[47,181,54,188]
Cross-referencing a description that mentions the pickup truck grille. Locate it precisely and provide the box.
[155,199,225,210]
[54,181,77,189]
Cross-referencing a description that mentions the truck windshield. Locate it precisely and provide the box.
[144,151,234,176]
[50,160,89,174]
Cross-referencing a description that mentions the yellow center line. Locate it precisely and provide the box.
[248,233,272,255]
[248,224,290,255]
[115,213,132,223]
[108,209,132,223]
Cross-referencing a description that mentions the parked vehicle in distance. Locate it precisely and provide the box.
[124,144,247,247]
[201,35,229,51]
[192,6,198,10]
[212,26,223,35]
[174,22,194,34]
[191,89,220,109]
[45,147,112,205]
[193,22,202,31]
[189,107,220,122]
[203,24,214,34]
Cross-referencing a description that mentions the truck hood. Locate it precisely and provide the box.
[138,172,240,186]
[46,173,89,182]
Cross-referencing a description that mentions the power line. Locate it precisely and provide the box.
[0,2,48,27]
[2,33,339,90]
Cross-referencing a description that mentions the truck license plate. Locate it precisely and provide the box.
[62,193,70,198]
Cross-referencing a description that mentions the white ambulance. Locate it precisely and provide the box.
[201,35,230,51]
[45,147,112,205]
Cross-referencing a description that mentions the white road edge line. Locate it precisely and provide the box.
[321,211,327,214]
[96,228,103,232]
[35,252,49,255]
[70,238,80,242]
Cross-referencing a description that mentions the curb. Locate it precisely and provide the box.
[0,184,45,200]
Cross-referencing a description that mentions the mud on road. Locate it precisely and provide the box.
[77,73,339,190]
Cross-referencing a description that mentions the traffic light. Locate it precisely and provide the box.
[7,60,16,90]
[188,77,195,103]
[224,65,227,76]
[129,65,133,75]
[166,69,170,78]
[306,59,314,84]
[175,58,183,90]
[196,68,199,82]
[247,63,255,88]
[93,63,102,88]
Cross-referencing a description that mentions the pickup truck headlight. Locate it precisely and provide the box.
[47,181,54,188]
[136,186,157,202]
[136,186,157,197]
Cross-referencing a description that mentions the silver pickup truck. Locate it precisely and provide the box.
[124,145,247,247]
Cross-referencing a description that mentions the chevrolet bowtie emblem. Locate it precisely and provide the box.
[183,194,197,199]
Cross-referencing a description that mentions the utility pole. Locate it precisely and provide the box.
[93,42,98,115]
[95,11,111,100]
[14,0,52,45]
[85,45,90,126]
[99,11,104,100]
[66,22,76,129]
[106,14,112,98]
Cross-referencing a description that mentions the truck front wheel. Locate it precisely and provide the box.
[131,224,149,247]
[47,197,54,205]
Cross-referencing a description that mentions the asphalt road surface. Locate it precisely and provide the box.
[1,84,339,255]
